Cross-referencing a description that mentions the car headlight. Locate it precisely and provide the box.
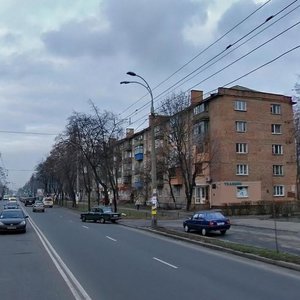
[20,221,26,225]
[0,221,4,225]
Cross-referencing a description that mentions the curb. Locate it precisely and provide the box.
[120,222,300,272]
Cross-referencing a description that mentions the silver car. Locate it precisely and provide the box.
[32,201,45,212]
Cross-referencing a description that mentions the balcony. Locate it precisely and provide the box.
[134,153,143,161]
[193,111,209,124]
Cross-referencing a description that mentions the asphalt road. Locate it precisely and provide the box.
[1,202,300,300]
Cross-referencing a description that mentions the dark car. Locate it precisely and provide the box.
[0,209,28,233]
[80,206,121,223]
[183,210,230,236]
[32,201,45,212]
[4,201,20,210]
[24,197,36,206]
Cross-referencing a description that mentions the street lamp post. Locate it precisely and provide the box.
[121,71,158,227]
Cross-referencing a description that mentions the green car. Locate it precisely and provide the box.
[80,206,121,223]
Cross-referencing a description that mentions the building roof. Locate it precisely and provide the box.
[230,85,257,92]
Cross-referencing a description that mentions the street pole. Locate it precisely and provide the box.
[121,72,158,227]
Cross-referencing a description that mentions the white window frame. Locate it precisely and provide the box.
[271,104,281,115]
[273,165,284,176]
[193,103,205,115]
[272,144,283,155]
[194,186,207,204]
[236,121,247,132]
[236,164,248,175]
[236,143,248,154]
[271,124,282,134]
[236,186,248,198]
[273,185,285,196]
[234,100,247,111]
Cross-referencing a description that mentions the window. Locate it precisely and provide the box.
[193,121,208,136]
[236,164,248,175]
[271,104,281,115]
[194,186,207,204]
[236,121,247,132]
[273,185,284,196]
[272,124,282,134]
[236,186,248,198]
[272,144,283,155]
[236,143,248,154]
[195,163,203,175]
[193,103,206,115]
[273,165,284,176]
[172,186,181,197]
[234,100,247,111]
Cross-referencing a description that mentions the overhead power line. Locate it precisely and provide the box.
[0,130,58,136]
[121,0,299,125]
[118,0,272,118]
[131,44,300,128]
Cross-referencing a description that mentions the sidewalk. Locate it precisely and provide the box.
[119,207,300,233]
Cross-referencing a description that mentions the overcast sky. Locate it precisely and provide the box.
[0,0,299,190]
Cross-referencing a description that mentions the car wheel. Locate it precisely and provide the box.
[111,220,116,223]
[99,217,105,224]
[82,216,86,222]
[220,230,227,235]
[184,225,190,232]
[201,228,207,236]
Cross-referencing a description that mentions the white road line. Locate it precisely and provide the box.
[106,236,117,242]
[28,218,92,300]
[153,257,178,269]
[82,226,89,229]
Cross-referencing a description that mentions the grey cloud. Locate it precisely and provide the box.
[42,0,208,71]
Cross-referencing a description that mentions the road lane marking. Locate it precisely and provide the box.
[153,257,178,269]
[28,218,92,300]
[82,226,89,229]
[106,236,117,242]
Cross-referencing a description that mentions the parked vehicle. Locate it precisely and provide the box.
[24,197,36,206]
[183,210,231,236]
[0,209,28,233]
[42,197,53,208]
[32,201,45,213]
[80,206,121,223]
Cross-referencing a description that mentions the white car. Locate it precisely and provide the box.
[42,197,53,208]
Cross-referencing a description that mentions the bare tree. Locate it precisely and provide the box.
[158,92,196,210]
[66,105,123,212]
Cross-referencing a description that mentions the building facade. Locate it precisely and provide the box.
[117,86,297,209]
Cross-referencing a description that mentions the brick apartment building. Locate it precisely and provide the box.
[117,86,297,209]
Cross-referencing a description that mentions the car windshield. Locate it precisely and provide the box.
[1,211,24,219]
[204,212,225,220]
[102,207,112,213]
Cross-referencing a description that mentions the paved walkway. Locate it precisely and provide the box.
[119,207,300,233]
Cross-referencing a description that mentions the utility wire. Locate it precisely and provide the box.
[121,0,299,125]
[147,0,299,109]
[166,4,300,94]
[131,44,300,127]
[118,0,272,117]
[0,130,58,136]
[188,20,300,91]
